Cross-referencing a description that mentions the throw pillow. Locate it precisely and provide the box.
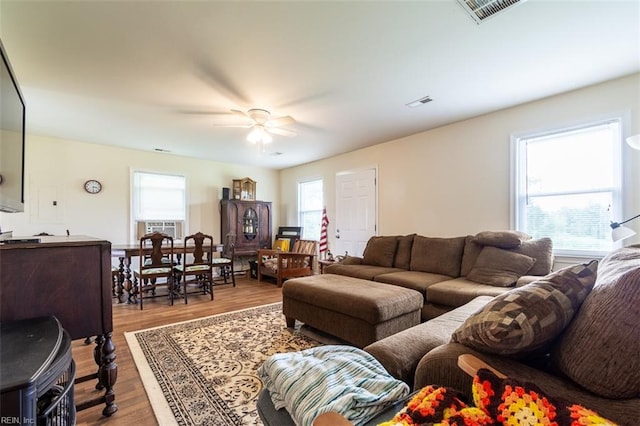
[466,246,536,287]
[362,236,398,267]
[510,237,554,276]
[409,236,466,277]
[473,230,532,249]
[551,246,640,399]
[451,260,599,357]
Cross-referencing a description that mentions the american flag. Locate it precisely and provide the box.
[319,207,329,255]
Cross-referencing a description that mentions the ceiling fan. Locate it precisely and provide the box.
[216,108,297,144]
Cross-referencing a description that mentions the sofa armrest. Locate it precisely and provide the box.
[364,295,493,384]
[340,255,363,265]
[364,322,448,385]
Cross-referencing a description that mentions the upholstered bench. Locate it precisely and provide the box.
[282,274,423,348]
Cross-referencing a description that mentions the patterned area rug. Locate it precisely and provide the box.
[125,303,323,425]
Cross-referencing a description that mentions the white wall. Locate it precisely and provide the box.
[0,134,280,244]
[280,73,640,257]
[3,73,638,253]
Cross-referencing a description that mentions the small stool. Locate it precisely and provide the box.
[282,274,423,348]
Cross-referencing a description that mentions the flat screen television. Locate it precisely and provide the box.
[0,38,26,213]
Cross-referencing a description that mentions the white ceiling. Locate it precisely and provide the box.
[1,1,639,169]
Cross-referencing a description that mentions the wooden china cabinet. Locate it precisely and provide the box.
[220,199,272,255]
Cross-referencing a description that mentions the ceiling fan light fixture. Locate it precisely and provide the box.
[247,125,272,144]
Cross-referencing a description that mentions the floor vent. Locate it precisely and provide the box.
[457,0,528,24]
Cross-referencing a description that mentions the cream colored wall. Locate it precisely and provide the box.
[2,74,638,251]
[0,134,279,244]
[280,73,640,256]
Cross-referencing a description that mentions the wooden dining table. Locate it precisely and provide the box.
[111,241,224,303]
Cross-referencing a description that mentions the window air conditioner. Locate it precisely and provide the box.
[137,221,184,240]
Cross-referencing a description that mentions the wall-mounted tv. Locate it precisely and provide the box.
[0,38,26,213]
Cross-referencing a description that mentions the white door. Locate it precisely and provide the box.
[335,168,376,257]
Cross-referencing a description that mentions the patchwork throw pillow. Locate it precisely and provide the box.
[466,246,536,287]
[362,236,398,267]
[452,260,599,357]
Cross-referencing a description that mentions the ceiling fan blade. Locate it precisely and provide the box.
[267,127,297,137]
[211,123,253,128]
[267,115,295,128]
[231,109,251,120]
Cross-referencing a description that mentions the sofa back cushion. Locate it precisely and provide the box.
[551,246,640,399]
[461,236,553,277]
[509,237,553,276]
[473,230,531,249]
[410,236,466,277]
[452,260,598,357]
[393,234,415,270]
[466,246,536,287]
[362,236,398,267]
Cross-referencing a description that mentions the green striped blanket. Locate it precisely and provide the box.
[257,345,409,426]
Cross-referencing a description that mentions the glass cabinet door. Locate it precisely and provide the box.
[242,207,258,240]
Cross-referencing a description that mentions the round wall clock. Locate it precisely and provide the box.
[84,179,102,194]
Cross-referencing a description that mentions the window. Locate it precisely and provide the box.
[298,179,323,241]
[512,118,623,256]
[132,171,186,239]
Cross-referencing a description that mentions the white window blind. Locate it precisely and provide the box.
[132,171,186,221]
[513,118,622,256]
[298,179,323,241]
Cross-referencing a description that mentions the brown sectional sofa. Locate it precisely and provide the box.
[364,245,640,425]
[325,231,554,320]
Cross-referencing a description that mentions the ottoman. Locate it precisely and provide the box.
[282,274,423,348]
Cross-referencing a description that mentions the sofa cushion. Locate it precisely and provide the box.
[363,236,398,267]
[460,236,482,277]
[426,278,510,307]
[373,270,452,297]
[510,237,553,276]
[393,234,415,270]
[473,230,531,249]
[551,246,640,399]
[323,263,402,281]
[410,236,466,277]
[466,246,536,287]
[461,236,553,278]
[451,260,598,357]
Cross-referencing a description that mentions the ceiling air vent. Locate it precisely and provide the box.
[457,0,528,24]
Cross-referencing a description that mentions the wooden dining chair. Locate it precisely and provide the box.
[174,232,214,303]
[212,233,236,287]
[134,232,176,310]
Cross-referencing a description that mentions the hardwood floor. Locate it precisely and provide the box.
[73,275,283,425]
